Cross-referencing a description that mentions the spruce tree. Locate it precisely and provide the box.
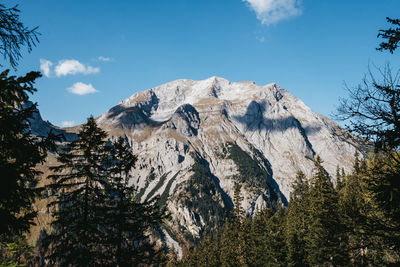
[219,220,242,267]
[231,183,245,222]
[0,4,40,69]
[0,70,56,237]
[258,208,287,267]
[338,171,368,265]
[105,136,163,266]
[286,171,309,267]
[45,117,111,266]
[305,156,347,266]
[360,153,400,264]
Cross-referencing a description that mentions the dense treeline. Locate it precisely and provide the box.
[171,153,400,266]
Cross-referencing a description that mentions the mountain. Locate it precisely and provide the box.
[32,76,362,255]
[25,101,77,142]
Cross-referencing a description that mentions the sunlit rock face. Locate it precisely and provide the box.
[33,77,362,253]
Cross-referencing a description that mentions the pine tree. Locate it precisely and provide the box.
[258,207,287,267]
[353,151,361,174]
[286,171,309,267]
[231,183,247,266]
[359,153,400,264]
[338,171,368,265]
[231,182,244,221]
[45,117,111,266]
[336,165,344,190]
[0,4,39,69]
[219,220,242,267]
[0,70,57,237]
[305,156,348,266]
[105,136,163,266]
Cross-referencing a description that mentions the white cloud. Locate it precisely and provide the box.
[61,120,75,127]
[55,59,100,77]
[98,56,112,62]
[243,0,302,25]
[40,59,53,77]
[67,82,98,95]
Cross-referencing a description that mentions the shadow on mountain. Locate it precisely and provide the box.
[106,105,164,128]
[232,100,321,135]
[105,92,163,128]
[232,100,319,157]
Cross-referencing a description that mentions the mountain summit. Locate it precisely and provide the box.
[32,77,360,253]
[87,76,360,251]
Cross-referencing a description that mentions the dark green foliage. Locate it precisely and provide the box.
[231,183,244,222]
[226,142,270,188]
[182,156,228,237]
[0,236,33,266]
[45,117,111,266]
[305,156,347,266]
[148,167,156,181]
[135,181,148,201]
[0,4,39,69]
[177,152,400,266]
[225,142,281,205]
[0,70,57,237]
[157,172,179,209]
[286,171,309,267]
[178,208,287,267]
[377,17,400,53]
[339,171,369,265]
[146,172,169,201]
[45,124,164,266]
[104,136,164,266]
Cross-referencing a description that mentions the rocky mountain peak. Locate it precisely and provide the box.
[32,77,363,253]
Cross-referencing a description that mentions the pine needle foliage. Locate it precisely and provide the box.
[0,70,57,237]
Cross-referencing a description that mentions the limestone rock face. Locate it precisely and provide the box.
[96,77,362,250]
[32,77,362,252]
[25,101,77,142]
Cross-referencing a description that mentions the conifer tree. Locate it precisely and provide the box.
[219,220,242,267]
[105,136,163,266]
[0,70,56,237]
[0,4,40,69]
[231,182,245,221]
[258,208,287,267]
[336,165,344,190]
[360,153,400,264]
[45,117,111,266]
[338,171,369,265]
[377,17,400,54]
[353,151,361,174]
[286,171,309,267]
[305,156,347,266]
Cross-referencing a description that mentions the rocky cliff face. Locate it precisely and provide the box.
[94,76,360,253]
[32,76,362,254]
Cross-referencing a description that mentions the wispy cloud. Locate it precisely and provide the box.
[97,56,112,62]
[67,82,98,95]
[243,0,302,25]
[55,59,100,77]
[40,59,53,77]
[256,35,266,43]
[61,120,75,127]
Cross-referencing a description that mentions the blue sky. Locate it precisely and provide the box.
[6,0,400,127]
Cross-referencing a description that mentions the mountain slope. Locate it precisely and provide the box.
[94,77,361,251]
[32,76,361,254]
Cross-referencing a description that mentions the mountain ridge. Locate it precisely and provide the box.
[32,76,362,254]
